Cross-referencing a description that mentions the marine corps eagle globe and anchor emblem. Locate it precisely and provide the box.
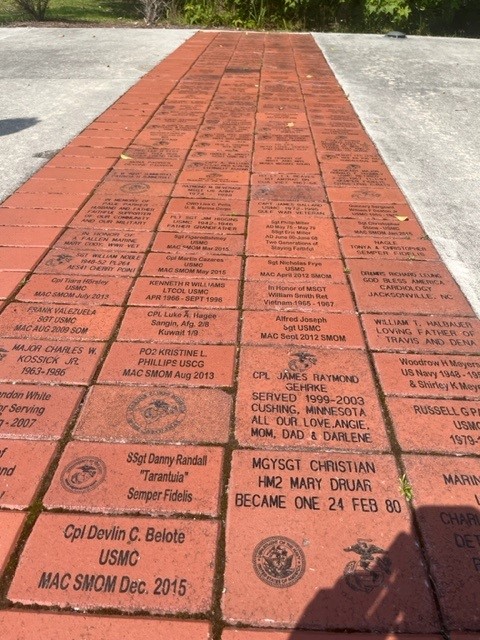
[288,351,317,373]
[343,539,392,593]
[60,457,107,493]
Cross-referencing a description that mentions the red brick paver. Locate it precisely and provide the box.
[0,31,478,638]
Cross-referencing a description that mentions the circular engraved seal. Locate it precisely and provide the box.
[127,390,186,435]
[120,182,149,193]
[61,457,106,493]
[253,536,306,588]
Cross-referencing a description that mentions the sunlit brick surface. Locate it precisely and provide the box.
[0,32,477,636]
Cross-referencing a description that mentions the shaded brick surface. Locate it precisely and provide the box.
[223,450,438,631]
[405,456,480,631]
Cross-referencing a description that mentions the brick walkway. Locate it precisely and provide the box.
[0,32,479,639]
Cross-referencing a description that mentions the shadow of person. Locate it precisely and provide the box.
[284,503,480,636]
[0,118,40,136]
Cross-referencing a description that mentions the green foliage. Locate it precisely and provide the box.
[0,0,141,24]
[12,0,50,20]
[1,0,478,35]
[399,474,413,501]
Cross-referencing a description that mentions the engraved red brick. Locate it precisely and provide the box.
[0,303,121,341]
[327,187,407,204]
[236,346,388,450]
[187,148,251,164]
[56,229,151,252]
[166,197,247,216]
[341,237,439,261]
[0,513,26,574]
[243,281,354,312]
[249,200,331,217]
[178,170,249,185]
[96,180,174,197]
[0,227,61,248]
[45,441,223,516]
[331,202,416,220]
[223,450,438,631]
[36,249,143,277]
[386,397,480,455]
[251,172,323,186]
[0,611,211,640]
[247,217,340,258]
[253,151,319,173]
[71,195,167,230]
[315,135,376,156]
[8,513,218,614]
[16,274,131,306]
[251,185,326,202]
[253,143,314,155]
[242,311,364,348]
[142,253,242,280]
[347,259,474,315]
[362,314,480,354]
[98,343,236,387]
[160,211,246,235]
[119,307,239,343]
[0,338,104,385]
[152,232,244,255]
[336,217,424,240]
[0,247,46,271]
[0,384,83,440]
[313,126,372,138]
[0,272,26,300]
[121,146,187,163]
[245,257,346,283]
[184,159,250,173]
[74,385,231,444]
[129,278,239,310]
[403,455,480,630]
[107,166,177,184]
[374,353,480,399]
[0,439,57,508]
[172,182,249,200]
[321,162,397,188]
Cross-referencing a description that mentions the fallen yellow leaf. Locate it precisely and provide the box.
[120,153,132,160]
[395,215,409,221]
[306,74,313,78]
[286,122,295,128]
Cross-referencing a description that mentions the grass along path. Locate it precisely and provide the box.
[0,0,150,25]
